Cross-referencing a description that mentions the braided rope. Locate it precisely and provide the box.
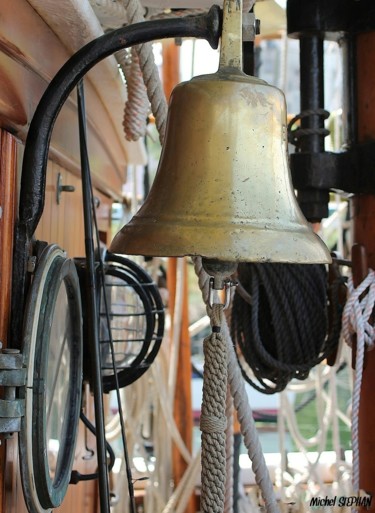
[225,385,234,513]
[341,270,375,493]
[120,0,168,143]
[193,257,279,513]
[200,303,228,513]
[116,48,150,141]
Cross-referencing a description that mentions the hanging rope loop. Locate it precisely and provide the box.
[341,269,375,494]
[193,257,279,513]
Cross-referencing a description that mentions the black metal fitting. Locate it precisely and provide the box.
[0,348,26,435]
[288,0,375,37]
[291,140,375,194]
[287,0,375,219]
[10,7,222,348]
[287,0,353,40]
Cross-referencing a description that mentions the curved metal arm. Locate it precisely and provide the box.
[20,7,221,235]
[11,7,222,347]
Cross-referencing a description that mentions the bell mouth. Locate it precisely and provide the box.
[109,217,331,264]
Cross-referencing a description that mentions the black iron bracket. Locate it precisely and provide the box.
[11,6,222,349]
[286,0,375,221]
[291,141,375,194]
[287,0,375,40]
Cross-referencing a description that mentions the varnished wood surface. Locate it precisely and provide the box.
[0,0,131,199]
[0,130,17,513]
[354,31,375,512]
[162,39,196,513]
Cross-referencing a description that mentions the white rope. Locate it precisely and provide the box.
[225,385,234,513]
[117,48,150,141]
[120,0,168,143]
[341,270,375,493]
[161,450,201,513]
[90,0,167,142]
[88,0,127,28]
[193,257,279,513]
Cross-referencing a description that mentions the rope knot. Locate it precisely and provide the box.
[200,414,227,433]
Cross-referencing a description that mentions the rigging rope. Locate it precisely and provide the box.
[116,47,150,141]
[231,263,341,394]
[341,270,375,493]
[193,257,279,513]
[120,0,168,143]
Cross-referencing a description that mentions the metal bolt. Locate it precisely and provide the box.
[242,13,259,41]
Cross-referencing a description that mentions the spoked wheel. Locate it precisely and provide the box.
[20,244,83,513]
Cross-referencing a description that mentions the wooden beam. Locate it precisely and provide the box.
[162,38,195,513]
[353,31,375,507]
[0,130,17,513]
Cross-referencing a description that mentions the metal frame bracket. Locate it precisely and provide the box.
[0,349,26,434]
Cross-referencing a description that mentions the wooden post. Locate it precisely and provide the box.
[162,39,196,513]
[0,131,17,513]
[352,31,375,509]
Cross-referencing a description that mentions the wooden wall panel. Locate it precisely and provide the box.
[35,162,112,256]
[0,130,17,513]
[0,0,133,198]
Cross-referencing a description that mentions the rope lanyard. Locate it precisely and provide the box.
[200,303,228,513]
[194,257,280,513]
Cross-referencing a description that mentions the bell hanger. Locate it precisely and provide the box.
[110,0,331,265]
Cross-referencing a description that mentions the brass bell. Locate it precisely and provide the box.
[110,1,331,264]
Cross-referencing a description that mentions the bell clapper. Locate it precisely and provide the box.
[202,257,238,309]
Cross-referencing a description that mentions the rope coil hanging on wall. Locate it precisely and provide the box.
[231,263,343,394]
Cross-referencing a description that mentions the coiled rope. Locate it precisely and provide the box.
[341,270,375,493]
[231,263,341,394]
